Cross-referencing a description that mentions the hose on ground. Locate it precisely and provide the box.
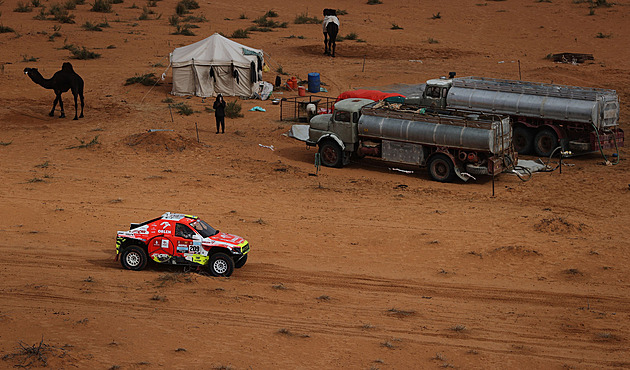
[591,123,620,165]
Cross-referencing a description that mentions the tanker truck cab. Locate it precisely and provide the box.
[419,79,452,109]
[307,98,372,167]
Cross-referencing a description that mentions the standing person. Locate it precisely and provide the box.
[213,94,226,134]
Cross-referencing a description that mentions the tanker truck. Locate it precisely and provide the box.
[405,76,623,157]
[306,98,517,182]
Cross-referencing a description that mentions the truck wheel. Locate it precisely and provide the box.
[534,128,559,157]
[513,126,534,155]
[121,245,148,271]
[208,252,234,277]
[318,141,343,168]
[234,254,248,269]
[428,154,456,182]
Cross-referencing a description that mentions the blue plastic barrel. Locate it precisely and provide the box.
[307,72,320,93]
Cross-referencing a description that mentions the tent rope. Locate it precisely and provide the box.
[141,60,172,103]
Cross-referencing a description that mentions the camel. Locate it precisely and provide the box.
[24,62,84,120]
[323,8,339,57]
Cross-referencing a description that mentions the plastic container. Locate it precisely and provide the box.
[298,86,306,96]
[307,72,320,93]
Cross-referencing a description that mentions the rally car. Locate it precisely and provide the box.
[115,212,249,277]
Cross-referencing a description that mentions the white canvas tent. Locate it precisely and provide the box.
[170,33,264,98]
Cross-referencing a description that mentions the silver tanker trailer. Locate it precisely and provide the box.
[406,76,623,157]
[306,98,517,182]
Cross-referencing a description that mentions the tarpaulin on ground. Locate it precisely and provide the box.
[335,89,406,103]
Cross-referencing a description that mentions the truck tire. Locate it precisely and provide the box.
[121,245,148,271]
[318,140,343,168]
[208,252,234,277]
[428,154,456,182]
[513,126,534,155]
[534,128,559,157]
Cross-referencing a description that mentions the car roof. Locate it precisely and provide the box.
[160,212,198,222]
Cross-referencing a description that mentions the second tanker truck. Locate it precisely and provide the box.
[406,76,623,157]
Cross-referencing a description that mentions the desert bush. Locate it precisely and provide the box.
[367,0,382,4]
[172,102,194,115]
[91,0,111,12]
[22,55,38,61]
[247,26,271,32]
[64,44,100,59]
[239,13,247,19]
[294,12,319,24]
[138,6,151,19]
[264,9,277,17]
[230,28,249,38]
[0,24,14,33]
[428,37,439,44]
[391,23,402,30]
[432,12,441,19]
[168,14,179,26]
[82,21,107,30]
[31,0,41,6]
[225,100,243,118]
[174,2,186,15]
[125,73,158,86]
[14,1,32,12]
[146,0,156,6]
[48,31,62,40]
[595,32,611,38]
[182,14,206,22]
[172,23,195,35]
[179,0,198,9]
[49,4,75,23]
[64,0,76,10]
[253,15,286,28]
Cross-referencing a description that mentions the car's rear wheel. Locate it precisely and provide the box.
[235,254,248,269]
[208,252,234,277]
[121,245,148,271]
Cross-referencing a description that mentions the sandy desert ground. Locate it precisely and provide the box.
[1,0,629,368]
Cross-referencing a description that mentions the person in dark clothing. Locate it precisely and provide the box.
[213,94,226,134]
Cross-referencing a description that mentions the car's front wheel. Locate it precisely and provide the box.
[208,252,235,277]
[120,245,148,271]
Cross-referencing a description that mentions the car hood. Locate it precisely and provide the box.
[203,232,247,248]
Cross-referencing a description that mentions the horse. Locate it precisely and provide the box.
[323,8,339,57]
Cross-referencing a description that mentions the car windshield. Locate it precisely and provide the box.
[190,219,218,237]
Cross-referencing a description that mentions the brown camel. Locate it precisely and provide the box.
[24,62,84,120]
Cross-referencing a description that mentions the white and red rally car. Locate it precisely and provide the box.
[116,212,249,277]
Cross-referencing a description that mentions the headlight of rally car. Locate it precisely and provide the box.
[231,246,242,254]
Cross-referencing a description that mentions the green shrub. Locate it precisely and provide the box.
[49,4,75,23]
[264,9,277,17]
[239,13,247,19]
[431,12,441,19]
[367,0,382,4]
[125,72,159,86]
[225,100,243,118]
[172,24,194,35]
[14,1,32,12]
[168,14,179,26]
[31,0,42,7]
[336,9,347,15]
[230,28,249,38]
[65,44,101,59]
[91,0,112,12]
[172,102,194,115]
[294,12,319,24]
[0,25,14,33]
[64,0,76,10]
[428,37,439,44]
[175,2,187,15]
[182,14,206,22]
[391,23,402,30]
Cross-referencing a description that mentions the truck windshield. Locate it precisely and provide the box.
[190,220,219,237]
